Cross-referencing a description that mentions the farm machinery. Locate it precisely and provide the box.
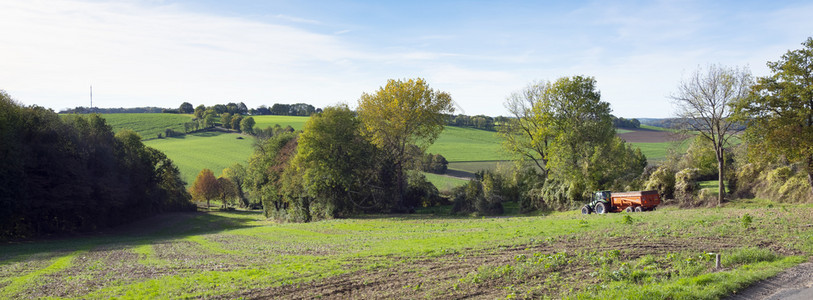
[581,190,661,214]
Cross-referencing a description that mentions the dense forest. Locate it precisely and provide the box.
[0,92,194,240]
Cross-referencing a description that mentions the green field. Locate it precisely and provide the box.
[1,202,811,298]
[423,172,469,192]
[98,113,193,140]
[144,132,255,184]
[630,140,691,162]
[427,126,510,162]
[251,115,310,131]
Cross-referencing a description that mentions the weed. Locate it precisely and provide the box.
[741,213,753,228]
[621,215,633,225]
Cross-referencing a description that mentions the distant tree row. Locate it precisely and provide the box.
[1,92,194,240]
[611,116,641,128]
[250,103,321,116]
[446,114,511,131]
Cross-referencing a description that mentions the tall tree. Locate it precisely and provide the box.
[671,64,752,205]
[734,37,813,191]
[357,78,454,210]
[191,168,220,209]
[500,82,552,176]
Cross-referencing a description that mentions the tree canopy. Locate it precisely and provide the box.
[357,78,455,210]
[735,37,813,190]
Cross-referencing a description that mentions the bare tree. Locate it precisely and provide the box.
[498,82,550,177]
[671,64,752,205]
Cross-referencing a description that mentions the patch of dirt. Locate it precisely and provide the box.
[617,128,686,143]
[726,261,813,300]
[222,235,784,299]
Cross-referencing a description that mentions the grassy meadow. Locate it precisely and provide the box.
[1,202,811,298]
[251,115,310,131]
[144,132,255,184]
[99,113,193,140]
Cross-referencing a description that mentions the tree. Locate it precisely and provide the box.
[231,114,243,132]
[240,116,255,135]
[216,177,238,208]
[734,37,813,191]
[191,168,220,209]
[293,105,378,218]
[500,76,616,182]
[221,163,248,207]
[357,78,454,210]
[179,102,194,114]
[671,64,752,205]
[220,112,232,129]
[194,104,206,119]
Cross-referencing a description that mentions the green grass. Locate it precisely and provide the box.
[423,173,469,192]
[251,115,310,131]
[700,180,730,194]
[2,204,812,298]
[97,113,193,140]
[631,140,691,162]
[428,126,511,162]
[144,132,255,185]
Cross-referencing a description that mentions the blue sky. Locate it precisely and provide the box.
[1,0,811,117]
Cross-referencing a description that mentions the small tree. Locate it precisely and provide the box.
[240,116,255,135]
[671,64,752,205]
[221,163,248,207]
[191,168,220,209]
[179,102,194,114]
[217,177,238,209]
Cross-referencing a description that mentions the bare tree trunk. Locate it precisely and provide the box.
[807,155,813,195]
[718,154,725,206]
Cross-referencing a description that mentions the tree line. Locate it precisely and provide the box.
[1,92,194,240]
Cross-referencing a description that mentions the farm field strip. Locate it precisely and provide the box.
[1,204,812,298]
[96,113,193,140]
[251,115,310,131]
[144,132,255,184]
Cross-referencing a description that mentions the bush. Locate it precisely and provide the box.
[674,168,700,206]
[645,166,675,199]
[405,171,445,209]
[451,171,504,216]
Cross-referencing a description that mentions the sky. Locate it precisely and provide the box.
[1,0,811,118]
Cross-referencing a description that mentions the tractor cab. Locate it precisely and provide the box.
[593,190,611,203]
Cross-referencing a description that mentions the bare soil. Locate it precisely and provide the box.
[617,128,685,143]
[223,235,793,299]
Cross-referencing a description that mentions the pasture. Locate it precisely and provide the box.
[251,115,310,131]
[144,132,255,184]
[98,113,193,140]
[1,202,811,298]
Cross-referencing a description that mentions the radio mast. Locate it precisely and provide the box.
[90,85,93,113]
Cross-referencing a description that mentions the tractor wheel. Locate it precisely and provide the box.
[595,202,607,214]
[581,205,591,215]
[624,207,633,213]
[634,206,643,213]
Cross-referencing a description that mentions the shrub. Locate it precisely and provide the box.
[674,168,700,206]
[451,172,504,216]
[645,166,676,199]
[405,171,445,209]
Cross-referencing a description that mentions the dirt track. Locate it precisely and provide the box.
[726,261,813,300]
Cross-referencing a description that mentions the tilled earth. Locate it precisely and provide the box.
[225,236,797,299]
